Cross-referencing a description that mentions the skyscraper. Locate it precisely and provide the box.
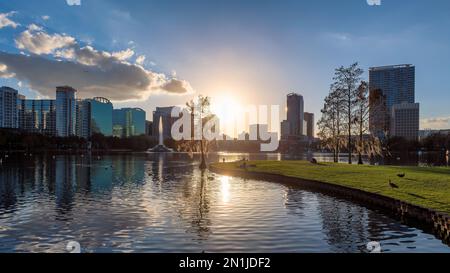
[0,86,19,129]
[287,93,304,136]
[79,97,113,137]
[369,65,415,109]
[390,103,420,141]
[304,112,315,139]
[280,120,290,140]
[56,86,77,137]
[369,65,418,138]
[113,108,146,138]
[18,99,57,135]
[76,99,91,139]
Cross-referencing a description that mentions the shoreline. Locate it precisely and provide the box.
[209,163,450,245]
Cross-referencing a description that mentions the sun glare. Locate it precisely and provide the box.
[211,94,243,137]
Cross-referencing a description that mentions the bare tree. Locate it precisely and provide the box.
[354,81,369,164]
[185,95,212,170]
[333,63,363,164]
[318,85,345,162]
[369,88,390,156]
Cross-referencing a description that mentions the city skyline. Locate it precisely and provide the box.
[1,0,450,132]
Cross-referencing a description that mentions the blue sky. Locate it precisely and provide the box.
[1,0,450,130]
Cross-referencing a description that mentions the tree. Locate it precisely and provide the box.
[318,84,345,162]
[333,63,363,164]
[185,95,212,170]
[354,81,369,164]
[369,88,390,156]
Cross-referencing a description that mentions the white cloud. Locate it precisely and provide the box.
[42,15,50,21]
[421,117,450,130]
[0,12,20,29]
[2,22,193,101]
[157,78,194,94]
[15,25,76,55]
[66,0,81,6]
[0,51,193,101]
[112,48,135,61]
[27,24,43,31]
[0,63,15,78]
[136,55,146,66]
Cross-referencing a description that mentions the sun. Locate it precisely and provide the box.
[211,94,241,121]
[210,94,243,137]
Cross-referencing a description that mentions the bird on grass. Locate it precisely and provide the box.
[397,173,406,178]
[389,179,399,189]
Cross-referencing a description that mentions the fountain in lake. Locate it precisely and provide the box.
[148,116,174,153]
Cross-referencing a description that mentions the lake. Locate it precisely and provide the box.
[0,153,449,253]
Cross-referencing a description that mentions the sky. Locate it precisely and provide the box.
[1,0,450,133]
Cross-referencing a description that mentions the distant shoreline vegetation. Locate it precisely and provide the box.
[0,129,157,152]
[0,128,449,154]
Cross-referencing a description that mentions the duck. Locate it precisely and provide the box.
[389,179,399,189]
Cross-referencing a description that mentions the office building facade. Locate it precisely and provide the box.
[369,64,415,109]
[304,112,315,139]
[287,93,304,136]
[56,86,77,137]
[18,99,57,135]
[145,120,153,136]
[390,103,420,141]
[113,108,146,138]
[75,99,90,139]
[369,65,418,139]
[86,97,113,137]
[280,120,290,140]
[0,86,19,129]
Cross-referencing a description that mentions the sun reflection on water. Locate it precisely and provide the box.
[220,176,231,204]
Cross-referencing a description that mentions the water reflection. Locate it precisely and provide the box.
[0,153,449,253]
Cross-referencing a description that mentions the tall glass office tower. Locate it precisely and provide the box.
[369,65,418,139]
[286,93,304,136]
[56,86,77,137]
[89,97,113,136]
[113,108,146,138]
[369,64,415,109]
[77,97,113,138]
[0,86,19,129]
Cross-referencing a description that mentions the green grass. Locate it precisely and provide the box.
[211,161,450,215]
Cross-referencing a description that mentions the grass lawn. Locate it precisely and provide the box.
[211,161,450,215]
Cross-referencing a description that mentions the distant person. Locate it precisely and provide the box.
[446,150,449,167]
[223,158,226,163]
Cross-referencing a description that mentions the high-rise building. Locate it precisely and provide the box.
[75,99,90,139]
[390,103,420,141]
[369,65,416,135]
[369,64,415,109]
[113,108,146,138]
[145,120,153,136]
[88,97,113,137]
[56,86,77,137]
[369,65,418,138]
[0,86,19,129]
[76,97,113,138]
[18,99,57,135]
[287,93,304,136]
[280,120,290,140]
[304,112,315,139]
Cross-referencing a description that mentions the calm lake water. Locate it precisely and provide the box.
[0,153,449,253]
